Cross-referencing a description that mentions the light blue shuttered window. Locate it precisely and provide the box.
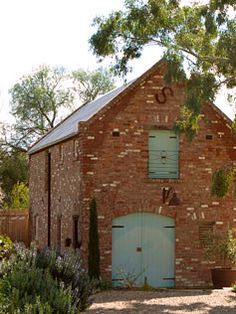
[148,130,179,179]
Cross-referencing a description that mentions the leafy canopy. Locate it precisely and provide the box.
[90,0,236,136]
[0,66,115,208]
[5,182,29,210]
[72,67,115,103]
[2,66,115,152]
[0,149,27,207]
[8,65,73,151]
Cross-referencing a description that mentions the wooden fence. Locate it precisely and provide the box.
[0,211,29,246]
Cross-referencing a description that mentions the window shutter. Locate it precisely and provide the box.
[148,130,179,179]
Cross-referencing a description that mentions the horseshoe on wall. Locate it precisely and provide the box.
[155,87,174,104]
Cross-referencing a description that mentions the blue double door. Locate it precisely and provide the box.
[112,213,175,288]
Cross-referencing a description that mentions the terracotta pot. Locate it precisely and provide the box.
[211,268,236,289]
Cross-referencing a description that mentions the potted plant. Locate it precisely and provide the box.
[204,229,236,288]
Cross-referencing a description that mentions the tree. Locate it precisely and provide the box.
[0,66,115,208]
[0,149,28,207]
[5,182,29,210]
[0,186,4,207]
[3,66,115,152]
[72,68,115,103]
[90,0,236,137]
[90,0,236,196]
[88,198,100,280]
[7,65,73,151]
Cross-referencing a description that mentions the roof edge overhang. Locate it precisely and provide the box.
[28,132,78,155]
[208,102,234,126]
[28,79,138,155]
[28,59,165,155]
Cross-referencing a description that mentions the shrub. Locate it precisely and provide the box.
[15,297,53,314]
[232,283,236,293]
[94,278,111,291]
[204,229,236,268]
[35,247,93,311]
[211,169,229,197]
[6,182,29,210]
[0,244,93,313]
[0,265,77,313]
[0,235,13,260]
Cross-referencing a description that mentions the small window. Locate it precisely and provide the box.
[199,222,215,248]
[205,134,213,140]
[148,130,179,179]
[112,129,120,137]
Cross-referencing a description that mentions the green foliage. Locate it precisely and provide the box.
[94,278,111,291]
[3,65,115,151]
[175,106,201,141]
[5,182,29,210]
[88,198,100,280]
[232,283,236,292]
[0,149,27,207]
[164,54,186,85]
[72,67,115,103]
[0,235,13,260]
[1,66,115,206]
[115,267,146,288]
[0,265,77,313]
[90,0,236,136]
[228,231,236,265]
[204,229,236,268]
[0,245,92,313]
[34,247,93,311]
[8,65,73,150]
[211,167,236,197]
[0,296,53,314]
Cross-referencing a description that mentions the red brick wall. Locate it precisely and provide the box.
[29,138,83,249]
[29,63,236,287]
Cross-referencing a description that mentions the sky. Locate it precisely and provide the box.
[0,0,234,123]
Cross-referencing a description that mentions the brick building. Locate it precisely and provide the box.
[29,60,236,288]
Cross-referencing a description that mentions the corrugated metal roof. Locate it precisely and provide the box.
[28,81,134,154]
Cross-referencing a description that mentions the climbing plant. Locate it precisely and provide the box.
[211,167,236,198]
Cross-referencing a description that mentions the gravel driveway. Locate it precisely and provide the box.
[85,289,236,313]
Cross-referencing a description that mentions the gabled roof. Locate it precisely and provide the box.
[28,59,234,155]
[28,81,135,154]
